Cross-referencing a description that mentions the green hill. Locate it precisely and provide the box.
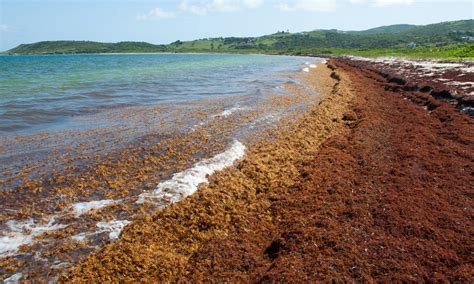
[5,20,474,59]
[348,24,417,35]
[7,40,168,54]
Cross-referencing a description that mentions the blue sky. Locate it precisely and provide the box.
[0,0,472,51]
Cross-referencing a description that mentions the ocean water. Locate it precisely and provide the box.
[0,53,324,281]
[0,53,313,134]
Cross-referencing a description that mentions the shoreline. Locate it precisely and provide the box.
[0,53,316,136]
[61,61,351,281]
[63,59,472,282]
[1,56,472,281]
[0,60,324,280]
[3,51,473,62]
[0,52,315,57]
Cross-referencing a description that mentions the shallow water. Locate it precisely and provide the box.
[0,53,313,134]
[0,54,323,281]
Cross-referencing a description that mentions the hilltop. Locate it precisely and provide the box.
[5,20,474,59]
[6,41,168,55]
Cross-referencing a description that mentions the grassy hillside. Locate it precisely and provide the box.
[5,20,474,59]
[348,24,417,35]
[182,20,472,52]
[308,44,474,59]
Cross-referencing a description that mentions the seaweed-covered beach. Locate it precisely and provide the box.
[0,54,324,281]
[1,55,473,282]
[64,58,473,282]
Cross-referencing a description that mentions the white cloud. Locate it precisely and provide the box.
[372,0,414,6]
[0,24,14,33]
[179,1,208,15]
[243,0,264,9]
[277,0,338,12]
[179,0,264,15]
[137,7,175,20]
[350,0,415,6]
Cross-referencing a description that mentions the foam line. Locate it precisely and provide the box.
[3,272,23,283]
[0,217,66,257]
[213,106,243,118]
[70,199,119,217]
[96,220,130,240]
[137,140,245,204]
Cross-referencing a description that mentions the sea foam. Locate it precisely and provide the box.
[137,140,246,204]
[3,272,23,283]
[70,199,119,217]
[69,219,130,243]
[213,106,243,118]
[96,220,130,240]
[0,217,66,257]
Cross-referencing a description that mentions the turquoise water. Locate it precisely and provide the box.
[0,53,312,133]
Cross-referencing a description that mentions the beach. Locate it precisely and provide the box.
[1,0,472,280]
[62,58,473,282]
[1,56,473,282]
[0,54,324,281]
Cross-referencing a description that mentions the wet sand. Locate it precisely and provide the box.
[61,58,473,282]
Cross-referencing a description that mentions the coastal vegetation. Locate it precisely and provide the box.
[4,20,474,59]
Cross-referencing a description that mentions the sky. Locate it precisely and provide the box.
[0,0,472,51]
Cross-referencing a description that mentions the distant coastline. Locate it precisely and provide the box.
[3,20,473,59]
